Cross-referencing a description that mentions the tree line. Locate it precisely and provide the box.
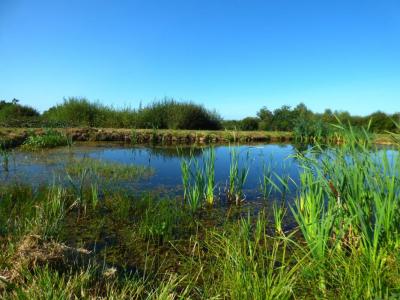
[1,97,398,134]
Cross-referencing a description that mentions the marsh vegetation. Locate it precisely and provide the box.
[0,125,400,299]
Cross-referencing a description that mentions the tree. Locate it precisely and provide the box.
[257,107,273,130]
[240,117,259,131]
[271,105,293,131]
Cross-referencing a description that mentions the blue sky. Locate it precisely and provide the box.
[0,0,399,119]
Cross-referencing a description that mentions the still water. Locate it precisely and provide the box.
[1,142,304,203]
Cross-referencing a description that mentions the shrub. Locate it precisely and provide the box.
[42,97,222,129]
[0,99,40,127]
[42,98,113,127]
[21,129,68,150]
[135,99,222,130]
[240,117,259,131]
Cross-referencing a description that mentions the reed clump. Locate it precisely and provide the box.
[180,147,216,212]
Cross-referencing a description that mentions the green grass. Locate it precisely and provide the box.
[1,125,400,298]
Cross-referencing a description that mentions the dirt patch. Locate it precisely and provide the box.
[0,235,91,286]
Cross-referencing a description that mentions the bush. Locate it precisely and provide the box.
[42,98,222,129]
[0,99,40,127]
[21,129,69,150]
[134,99,222,130]
[42,98,115,127]
[240,117,259,131]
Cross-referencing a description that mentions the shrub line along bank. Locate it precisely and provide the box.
[0,128,293,149]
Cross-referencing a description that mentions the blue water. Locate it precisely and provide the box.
[0,142,303,202]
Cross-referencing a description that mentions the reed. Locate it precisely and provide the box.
[203,147,216,205]
[260,162,273,199]
[290,123,400,296]
[272,201,286,236]
[180,146,216,210]
[180,157,191,202]
[228,147,250,205]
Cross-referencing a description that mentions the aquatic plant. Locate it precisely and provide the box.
[180,146,216,210]
[272,201,286,236]
[186,180,202,213]
[290,123,400,295]
[203,147,216,205]
[66,166,90,217]
[64,157,154,181]
[138,196,181,243]
[228,147,250,205]
[180,157,191,202]
[260,162,273,199]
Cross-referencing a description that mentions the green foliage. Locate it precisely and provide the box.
[0,99,40,127]
[42,97,222,129]
[228,147,250,205]
[42,97,112,127]
[240,117,259,131]
[138,196,183,244]
[0,143,10,172]
[4,97,399,135]
[256,103,399,134]
[136,99,222,130]
[2,125,400,299]
[204,213,299,299]
[21,129,69,150]
[203,147,216,205]
[180,147,216,211]
[64,157,154,181]
[291,125,400,295]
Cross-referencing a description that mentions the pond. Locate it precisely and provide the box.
[1,142,304,204]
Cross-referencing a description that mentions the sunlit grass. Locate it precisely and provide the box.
[1,124,400,298]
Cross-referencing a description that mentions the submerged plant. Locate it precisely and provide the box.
[64,157,154,181]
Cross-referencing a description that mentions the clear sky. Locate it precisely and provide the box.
[0,0,399,119]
